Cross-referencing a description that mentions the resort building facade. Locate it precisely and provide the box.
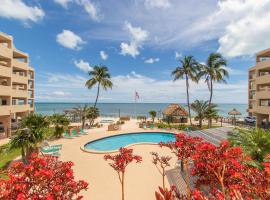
[0,32,35,139]
[248,48,270,127]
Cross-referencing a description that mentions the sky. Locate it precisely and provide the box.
[1,0,270,103]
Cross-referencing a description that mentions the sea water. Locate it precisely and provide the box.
[35,103,248,118]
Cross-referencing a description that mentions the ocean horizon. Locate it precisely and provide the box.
[35,102,248,118]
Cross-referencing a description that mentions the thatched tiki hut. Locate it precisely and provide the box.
[162,104,188,123]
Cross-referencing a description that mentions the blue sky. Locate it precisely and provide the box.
[1,0,269,103]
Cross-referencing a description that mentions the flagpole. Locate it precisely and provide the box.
[134,90,137,119]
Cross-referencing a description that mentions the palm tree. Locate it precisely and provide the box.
[172,56,200,126]
[191,100,209,128]
[199,53,228,105]
[205,103,219,128]
[49,114,70,138]
[9,128,32,163]
[149,110,157,122]
[72,105,90,129]
[85,65,113,108]
[9,113,49,163]
[229,128,270,167]
[20,113,49,145]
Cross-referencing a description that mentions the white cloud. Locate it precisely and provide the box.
[120,42,140,58]
[145,57,160,64]
[0,0,44,23]
[144,0,171,9]
[76,0,100,21]
[36,71,247,103]
[216,0,270,57]
[74,59,92,73]
[175,51,182,59]
[56,30,85,50]
[120,21,149,57]
[53,0,101,21]
[100,50,108,60]
[54,0,73,8]
[185,0,270,57]
[223,67,246,76]
[83,0,270,58]
[52,91,71,97]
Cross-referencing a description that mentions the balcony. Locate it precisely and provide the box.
[12,89,28,98]
[0,66,11,77]
[12,73,28,84]
[13,59,28,70]
[255,106,270,115]
[11,104,30,113]
[0,85,11,96]
[0,45,12,58]
[0,105,11,116]
[256,74,270,85]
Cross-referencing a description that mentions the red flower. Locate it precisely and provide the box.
[0,154,88,199]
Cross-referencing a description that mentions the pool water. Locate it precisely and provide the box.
[84,132,175,152]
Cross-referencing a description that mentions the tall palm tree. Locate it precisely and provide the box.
[172,56,200,126]
[191,100,209,128]
[85,65,113,108]
[199,53,228,105]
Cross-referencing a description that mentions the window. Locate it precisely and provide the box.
[260,99,270,107]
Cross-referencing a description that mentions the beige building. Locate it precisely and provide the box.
[0,32,34,139]
[248,48,270,127]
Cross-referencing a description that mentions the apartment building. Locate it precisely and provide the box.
[0,32,34,139]
[248,48,270,127]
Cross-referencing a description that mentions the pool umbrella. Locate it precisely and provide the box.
[228,108,241,125]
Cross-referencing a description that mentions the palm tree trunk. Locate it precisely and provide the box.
[209,79,213,105]
[199,118,202,129]
[185,75,192,126]
[94,82,100,108]
[91,83,100,127]
[21,147,26,164]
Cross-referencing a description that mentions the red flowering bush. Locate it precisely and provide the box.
[160,134,202,198]
[0,154,88,200]
[192,141,245,197]
[104,147,142,200]
[158,133,270,200]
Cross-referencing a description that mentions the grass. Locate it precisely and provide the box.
[0,143,21,170]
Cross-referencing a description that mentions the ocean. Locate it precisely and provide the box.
[35,103,248,118]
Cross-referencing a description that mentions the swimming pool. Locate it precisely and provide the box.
[83,132,175,153]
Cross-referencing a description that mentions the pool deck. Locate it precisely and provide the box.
[48,119,233,200]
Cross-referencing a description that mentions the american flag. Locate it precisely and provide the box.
[135,91,139,100]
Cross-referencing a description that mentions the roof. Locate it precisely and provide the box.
[228,108,241,116]
[162,104,188,117]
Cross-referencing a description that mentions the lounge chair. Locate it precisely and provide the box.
[150,123,155,129]
[79,128,88,135]
[40,145,61,155]
[143,123,147,129]
[71,129,80,137]
[63,131,73,139]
